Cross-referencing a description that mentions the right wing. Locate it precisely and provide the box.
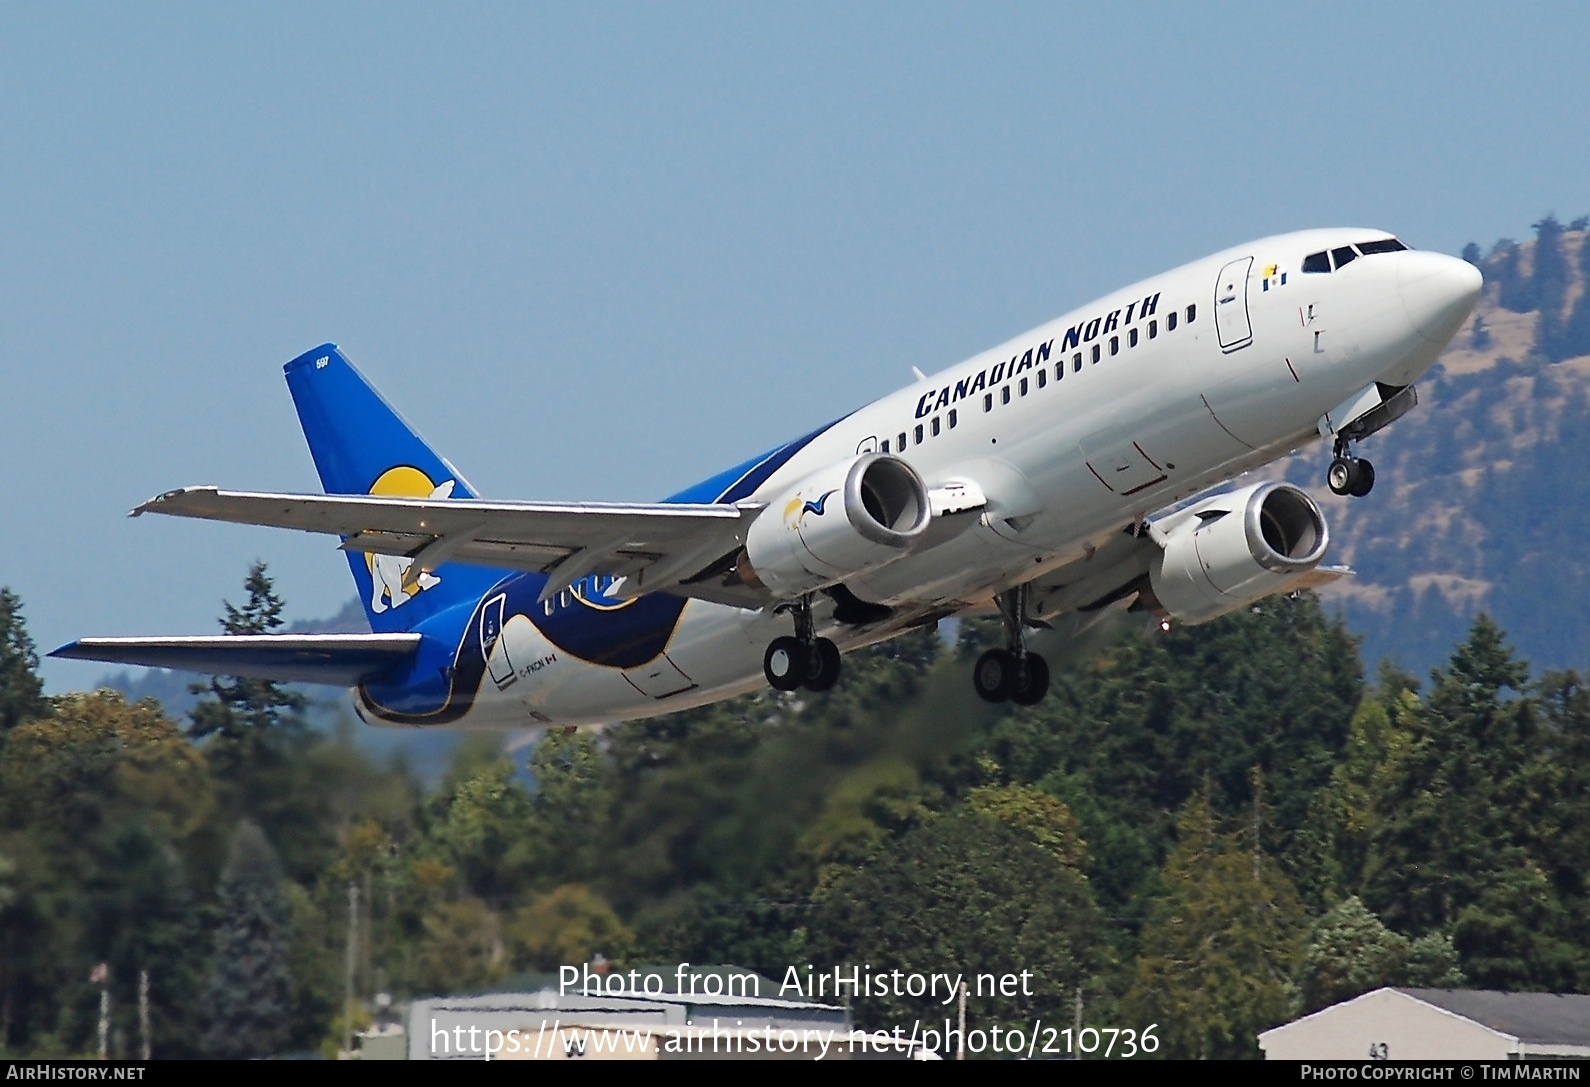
[132,486,769,607]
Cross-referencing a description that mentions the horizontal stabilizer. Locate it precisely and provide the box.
[50,633,422,687]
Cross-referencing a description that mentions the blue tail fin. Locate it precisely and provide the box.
[284,344,504,634]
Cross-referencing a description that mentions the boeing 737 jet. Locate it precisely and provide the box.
[55,230,1482,727]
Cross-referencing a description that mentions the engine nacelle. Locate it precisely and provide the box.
[1149,481,1329,624]
[744,453,931,597]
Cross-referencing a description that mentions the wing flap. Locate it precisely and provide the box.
[50,633,423,687]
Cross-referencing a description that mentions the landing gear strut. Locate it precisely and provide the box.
[973,584,1050,705]
[1327,437,1375,497]
[764,595,841,693]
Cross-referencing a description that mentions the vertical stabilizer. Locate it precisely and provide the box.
[283,344,503,634]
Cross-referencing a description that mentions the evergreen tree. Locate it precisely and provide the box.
[1361,617,1588,988]
[1124,791,1307,1058]
[1470,314,1491,351]
[1297,897,1409,1012]
[0,589,45,732]
[1489,240,1532,313]
[1556,232,1590,360]
[808,812,1101,1033]
[188,562,306,746]
[1532,215,1570,358]
[201,823,293,1059]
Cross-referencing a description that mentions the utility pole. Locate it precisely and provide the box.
[957,981,966,1061]
[138,970,150,1061]
[344,881,359,1058]
[1073,985,1083,1060]
[91,963,108,1059]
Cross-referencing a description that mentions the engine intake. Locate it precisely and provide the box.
[743,453,931,597]
[1149,481,1329,624]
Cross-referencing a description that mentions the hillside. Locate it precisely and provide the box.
[1281,216,1590,676]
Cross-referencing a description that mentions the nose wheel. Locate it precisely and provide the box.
[1327,456,1374,496]
[764,595,842,693]
[1327,439,1375,497]
[972,584,1050,705]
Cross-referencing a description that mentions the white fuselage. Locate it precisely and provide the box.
[354,228,1476,729]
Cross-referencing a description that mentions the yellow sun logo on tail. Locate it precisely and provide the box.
[365,466,455,614]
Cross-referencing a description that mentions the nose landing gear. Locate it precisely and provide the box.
[763,595,842,693]
[972,584,1051,705]
[1327,438,1375,497]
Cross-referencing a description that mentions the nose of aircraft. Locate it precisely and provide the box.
[1399,250,1483,346]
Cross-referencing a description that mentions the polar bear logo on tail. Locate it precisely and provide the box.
[366,467,455,614]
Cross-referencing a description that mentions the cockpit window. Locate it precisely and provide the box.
[1330,246,1357,270]
[1356,237,1408,255]
[1302,251,1330,274]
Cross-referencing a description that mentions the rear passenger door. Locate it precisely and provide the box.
[1214,256,1254,352]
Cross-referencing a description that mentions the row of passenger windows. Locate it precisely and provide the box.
[1301,236,1408,274]
[880,303,1199,451]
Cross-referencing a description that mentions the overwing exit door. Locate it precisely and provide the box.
[480,593,516,690]
[1214,256,1254,352]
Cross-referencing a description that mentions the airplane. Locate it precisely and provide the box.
[53,230,1482,728]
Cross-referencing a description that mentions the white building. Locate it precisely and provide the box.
[1260,988,1590,1060]
[404,966,869,1061]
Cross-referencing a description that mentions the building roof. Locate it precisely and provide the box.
[1396,989,1590,1047]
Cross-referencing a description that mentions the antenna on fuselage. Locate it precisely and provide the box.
[910,366,927,382]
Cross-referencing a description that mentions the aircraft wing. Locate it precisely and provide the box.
[50,633,422,686]
[132,486,769,606]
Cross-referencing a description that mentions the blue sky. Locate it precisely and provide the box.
[5,3,1586,689]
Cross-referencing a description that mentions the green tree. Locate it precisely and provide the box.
[1361,617,1588,989]
[0,589,45,733]
[188,562,306,747]
[507,884,633,970]
[201,823,293,1058]
[1532,215,1570,358]
[809,812,1101,1034]
[1557,232,1590,359]
[1124,792,1307,1059]
[1296,897,1410,1012]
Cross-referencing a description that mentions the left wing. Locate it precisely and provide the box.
[133,486,768,606]
[50,633,422,686]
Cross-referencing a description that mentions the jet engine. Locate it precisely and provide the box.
[1149,481,1329,624]
[743,453,931,597]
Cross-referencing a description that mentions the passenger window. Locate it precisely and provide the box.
[1167,311,1178,331]
[1186,304,1196,323]
[1129,328,1139,348]
[1055,362,1064,381]
[1037,369,1046,388]
[1091,345,1100,364]
[914,424,923,444]
[1001,386,1011,405]
[881,439,890,453]
[931,416,941,437]
[1356,238,1408,255]
[1148,319,1157,338]
[1331,246,1357,270]
[1302,251,1331,273]
[1073,352,1082,373]
[983,393,992,412]
[1019,377,1028,396]
[1109,336,1119,356]
[898,431,907,449]
[948,408,958,428]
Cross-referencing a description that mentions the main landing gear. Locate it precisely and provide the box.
[973,585,1050,706]
[1327,437,1375,497]
[764,595,842,693]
